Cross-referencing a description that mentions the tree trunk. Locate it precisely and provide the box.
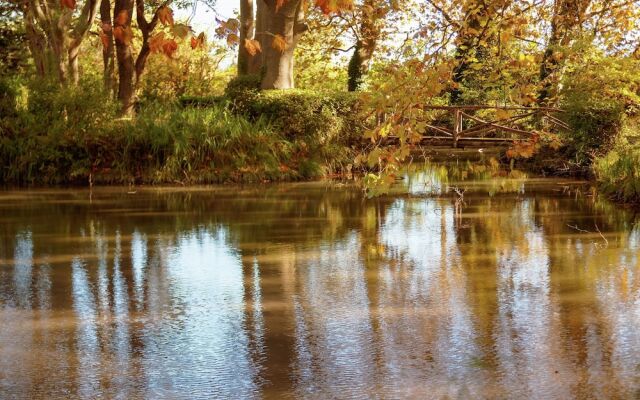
[260,0,306,89]
[450,6,489,104]
[448,0,508,105]
[347,0,382,91]
[253,0,267,74]
[23,10,48,77]
[68,46,80,84]
[50,28,69,84]
[114,0,135,115]
[238,0,257,75]
[68,0,100,85]
[134,44,151,88]
[133,0,158,90]
[100,0,116,94]
[538,0,591,104]
[537,31,560,105]
[25,0,98,85]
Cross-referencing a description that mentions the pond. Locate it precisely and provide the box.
[1,165,639,399]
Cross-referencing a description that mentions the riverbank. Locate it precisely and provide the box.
[0,78,361,185]
[2,77,639,205]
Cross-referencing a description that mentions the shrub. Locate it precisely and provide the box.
[179,95,226,108]
[259,90,363,173]
[594,145,640,204]
[221,80,364,173]
[224,83,363,145]
[249,90,362,143]
[138,44,233,103]
[562,98,628,163]
[0,78,121,183]
[0,76,19,117]
[124,103,301,183]
[224,74,262,114]
[560,50,640,162]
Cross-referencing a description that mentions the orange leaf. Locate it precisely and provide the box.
[115,10,128,26]
[101,22,112,32]
[315,0,330,13]
[191,32,206,50]
[157,6,174,26]
[276,0,287,11]
[60,0,75,10]
[149,32,166,53]
[271,34,286,53]
[315,0,353,14]
[161,39,178,58]
[244,39,262,56]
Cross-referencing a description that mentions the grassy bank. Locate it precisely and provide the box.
[594,145,640,205]
[0,77,361,185]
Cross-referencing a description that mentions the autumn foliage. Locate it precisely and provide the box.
[59,0,76,10]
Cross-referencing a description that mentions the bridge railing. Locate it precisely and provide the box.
[421,105,568,148]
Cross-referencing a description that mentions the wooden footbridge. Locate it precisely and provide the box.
[391,105,569,148]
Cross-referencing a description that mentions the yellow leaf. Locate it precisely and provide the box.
[316,0,353,14]
[172,23,191,39]
[226,18,240,32]
[496,109,510,120]
[367,148,382,168]
[227,33,239,46]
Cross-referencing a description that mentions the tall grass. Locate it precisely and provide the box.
[0,77,354,185]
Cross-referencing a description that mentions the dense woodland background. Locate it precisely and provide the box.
[1,0,640,201]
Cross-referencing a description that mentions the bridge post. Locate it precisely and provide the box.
[453,108,462,148]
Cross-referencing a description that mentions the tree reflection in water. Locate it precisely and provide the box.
[0,172,639,398]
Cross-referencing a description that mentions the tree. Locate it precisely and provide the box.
[238,0,259,75]
[538,0,640,104]
[231,0,354,89]
[258,0,306,89]
[99,0,116,93]
[538,0,591,104]
[347,0,389,91]
[449,0,512,104]
[22,0,100,84]
[110,0,182,115]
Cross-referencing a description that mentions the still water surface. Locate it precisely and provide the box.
[1,169,640,399]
